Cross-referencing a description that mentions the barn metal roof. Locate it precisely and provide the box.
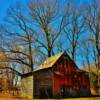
[34,52,64,72]
[22,51,79,77]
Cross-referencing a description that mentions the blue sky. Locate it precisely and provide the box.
[0,0,11,23]
[0,0,28,23]
[0,0,93,23]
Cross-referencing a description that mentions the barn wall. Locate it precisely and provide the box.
[52,57,90,97]
[21,75,33,99]
[34,69,53,98]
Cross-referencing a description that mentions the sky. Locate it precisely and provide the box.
[0,0,28,23]
[0,0,93,23]
[0,0,11,23]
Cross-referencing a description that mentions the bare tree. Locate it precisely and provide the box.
[0,52,21,94]
[28,0,66,57]
[85,0,100,86]
[0,0,67,73]
[80,40,94,85]
[63,2,85,61]
[0,3,40,71]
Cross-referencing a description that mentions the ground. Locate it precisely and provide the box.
[66,98,100,100]
[0,93,23,100]
[0,93,100,100]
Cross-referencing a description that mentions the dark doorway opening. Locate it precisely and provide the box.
[39,87,53,98]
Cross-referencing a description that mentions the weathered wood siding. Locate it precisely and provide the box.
[34,69,52,98]
[21,76,33,98]
[52,56,90,96]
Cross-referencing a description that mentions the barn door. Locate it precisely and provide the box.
[60,85,69,98]
[39,86,53,98]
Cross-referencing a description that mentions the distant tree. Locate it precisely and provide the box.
[0,0,67,72]
[0,3,40,71]
[0,52,20,93]
[84,0,100,86]
[63,2,85,61]
[28,0,67,57]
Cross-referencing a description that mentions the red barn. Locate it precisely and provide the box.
[22,52,90,98]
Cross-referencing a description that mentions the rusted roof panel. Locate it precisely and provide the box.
[34,52,64,72]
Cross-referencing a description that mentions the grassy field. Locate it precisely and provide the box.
[0,93,100,100]
[0,97,100,100]
[64,97,100,100]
